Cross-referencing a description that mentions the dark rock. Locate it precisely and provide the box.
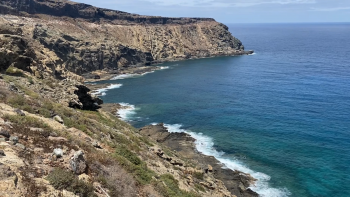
[69,85,103,111]
[70,150,87,175]
[94,75,101,79]
[0,129,10,138]
[14,109,25,116]
[0,150,5,156]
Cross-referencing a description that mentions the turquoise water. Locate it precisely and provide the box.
[96,23,350,197]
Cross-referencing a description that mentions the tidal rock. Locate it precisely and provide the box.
[53,115,64,124]
[70,150,86,175]
[14,109,25,116]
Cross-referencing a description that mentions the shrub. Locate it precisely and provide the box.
[115,145,141,166]
[193,172,204,180]
[153,174,199,197]
[113,146,154,185]
[3,114,51,130]
[47,168,96,197]
[5,66,24,76]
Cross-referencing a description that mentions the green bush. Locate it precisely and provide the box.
[5,66,24,76]
[4,114,51,130]
[154,174,199,197]
[115,145,141,166]
[193,172,204,180]
[47,168,96,197]
[114,146,154,185]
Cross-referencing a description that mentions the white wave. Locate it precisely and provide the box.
[163,123,291,197]
[91,84,122,96]
[112,71,157,80]
[159,66,170,70]
[117,103,137,121]
[112,66,171,80]
[248,52,257,56]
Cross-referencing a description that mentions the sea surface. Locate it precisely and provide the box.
[95,23,350,197]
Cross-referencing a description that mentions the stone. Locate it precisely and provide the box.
[0,150,5,156]
[53,115,64,124]
[208,165,213,172]
[78,173,91,183]
[53,148,63,158]
[48,136,68,142]
[92,141,102,149]
[16,143,26,150]
[9,136,18,144]
[29,127,44,132]
[0,138,6,142]
[50,132,58,137]
[70,150,86,175]
[14,109,25,116]
[0,130,10,138]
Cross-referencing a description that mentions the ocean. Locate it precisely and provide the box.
[95,23,350,197]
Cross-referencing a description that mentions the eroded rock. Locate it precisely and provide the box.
[69,150,86,175]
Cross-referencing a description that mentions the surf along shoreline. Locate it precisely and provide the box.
[85,54,290,197]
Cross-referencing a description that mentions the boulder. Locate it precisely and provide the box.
[9,136,18,144]
[53,148,63,158]
[53,115,64,124]
[70,150,87,175]
[0,130,10,138]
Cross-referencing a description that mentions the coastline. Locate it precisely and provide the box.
[139,123,259,197]
[92,59,263,196]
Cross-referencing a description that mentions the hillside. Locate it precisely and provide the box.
[0,0,252,80]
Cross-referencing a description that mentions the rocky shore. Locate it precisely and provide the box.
[139,124,259,197]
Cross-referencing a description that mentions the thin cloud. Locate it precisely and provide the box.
[310,7,350,11]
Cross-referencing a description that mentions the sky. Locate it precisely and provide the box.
[73,0,350,23]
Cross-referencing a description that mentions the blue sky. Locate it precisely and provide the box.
[74,0,350,23]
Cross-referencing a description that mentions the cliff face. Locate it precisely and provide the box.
[0,0,251,79]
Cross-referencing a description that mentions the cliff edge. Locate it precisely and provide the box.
[0,0,252,79]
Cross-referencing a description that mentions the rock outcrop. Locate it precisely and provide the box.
[140,123,259,197]
[0,0,252,80]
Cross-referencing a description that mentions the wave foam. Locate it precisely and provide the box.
[91,84,122,96]
[163,123,290,197]
[248,52,257,56]
[117,103,137,121]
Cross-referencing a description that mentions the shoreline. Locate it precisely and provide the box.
[89,51,290,197]
[139,123,259,197]
[84,51,254,86]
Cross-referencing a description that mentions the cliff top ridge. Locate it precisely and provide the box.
[0,0,216,25]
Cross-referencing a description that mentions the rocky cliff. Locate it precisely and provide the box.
[0,0,252,80]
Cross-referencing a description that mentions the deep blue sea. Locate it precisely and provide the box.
[95,23,350,197]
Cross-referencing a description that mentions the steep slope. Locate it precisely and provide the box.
[0,0,252,79]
